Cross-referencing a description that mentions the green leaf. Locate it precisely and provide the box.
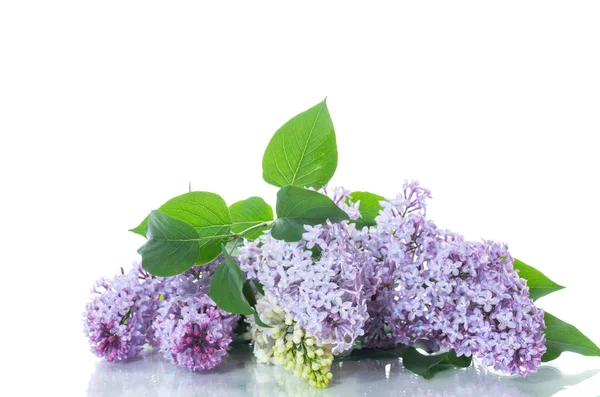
[253,313,271,328]
[349,191,386,228]
[138,210,200,277]
[402,347,452,379]
[252,279,265,296]
[234,316,250,338]
[225,238,241,257]
[130,217,148,236]
[132,192,233,265]
[271,186,350,242]
[229,197,274,240]
[337,346,407,362]
[308,246,322,261]
[209,245,255,315]
[513,258,565,301]
[262,99,337,190]
[243,280,257,307]
[542,312,600,362]
[402,348,471,379]
[210,249,271,328]
[445,350,472,367]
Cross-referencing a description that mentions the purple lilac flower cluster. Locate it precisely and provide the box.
[359,182,546,375]
[153,294,239,371]
[83,263,164,362]
[240,182,546,376]
[84,259,238,371]
[238,218,375,355]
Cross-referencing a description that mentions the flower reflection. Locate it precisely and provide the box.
[88,346,598,397]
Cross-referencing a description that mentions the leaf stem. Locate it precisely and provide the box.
[237,221,274,237]
[195,221,275,242]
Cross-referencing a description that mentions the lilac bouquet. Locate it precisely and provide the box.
[84,100,599,388]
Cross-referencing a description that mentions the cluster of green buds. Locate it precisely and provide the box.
[247,295,334,388]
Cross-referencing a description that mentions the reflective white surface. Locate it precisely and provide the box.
[86,345,600,397]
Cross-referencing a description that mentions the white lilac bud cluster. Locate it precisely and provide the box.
[247,294,334,388]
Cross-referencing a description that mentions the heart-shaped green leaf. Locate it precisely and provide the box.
[542,312,600,362]
[513,258,565,301]
[131,191,233,264]
[272,186,349,242]
[262,99,337,190]
[229,196,274,240]
[209,245,255,315]
[138,210,200,277]
[209,246,272,328]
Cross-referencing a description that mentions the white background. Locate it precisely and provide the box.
[1,1,599,396]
